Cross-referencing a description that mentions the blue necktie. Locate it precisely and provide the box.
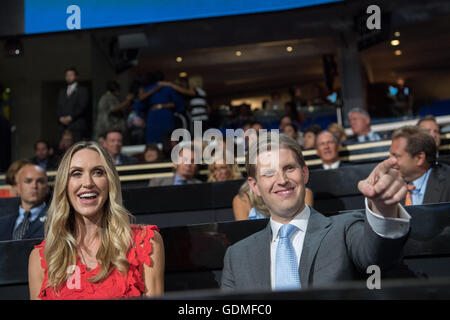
[275,224,300,290]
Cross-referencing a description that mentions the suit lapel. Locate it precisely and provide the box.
[423,167,443,203]
[247,224,271,290]
[24,205,48,239]
[299,208,332,288]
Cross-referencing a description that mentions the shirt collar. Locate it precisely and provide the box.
[411,168,432,192]
[323,160,340,170]
[173,173,186,185]
[67,82,77,90]
[270,205,310,242]
[19,202,46,222]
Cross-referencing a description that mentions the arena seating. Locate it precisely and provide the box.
[1,134,449,190]
[1,202,449,299]
[0,163,379,227]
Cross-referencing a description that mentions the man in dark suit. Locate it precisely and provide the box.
[221,134,411,291]
[56,67,89,142]
[102,129,138,166]
[315,130,349,170]
[0,162,49,241]
[30,140,59,171]
[390,125,450,205]
[149,144,202,187]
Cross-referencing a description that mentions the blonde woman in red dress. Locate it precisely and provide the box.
[28,141,164,299]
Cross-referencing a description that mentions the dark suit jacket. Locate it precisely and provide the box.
[117,154,139,165]
[423,163,450,204]
[30,156,59,171]
[0,204,48,241]
[57,84,89,141]
[221,208,408,291]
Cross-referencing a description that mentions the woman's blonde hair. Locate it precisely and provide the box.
[44,141,133,290]
[238,180,270,217]
[207,162,243,183]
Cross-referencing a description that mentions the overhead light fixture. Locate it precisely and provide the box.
[235,50,242,57]
[286,46,293,52]
[176,56,182,62]
[179,72,188,77]
[394,31,400,37]
[391,39,400,46]
[394,50,402,56]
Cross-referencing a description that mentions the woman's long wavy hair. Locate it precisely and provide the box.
[44,141,134,290]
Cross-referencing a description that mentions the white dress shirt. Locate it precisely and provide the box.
[269,200,411,289]
[66,82,77,96]
[322,160,341,170]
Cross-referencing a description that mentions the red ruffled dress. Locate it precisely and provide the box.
[35,225,159,300]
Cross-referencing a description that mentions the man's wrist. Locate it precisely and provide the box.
[367,199,399,218]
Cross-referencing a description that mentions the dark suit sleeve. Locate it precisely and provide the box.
[345,215,409,272]
[221,247,235,290]
[70,87,89,121]
[56,90,65,119]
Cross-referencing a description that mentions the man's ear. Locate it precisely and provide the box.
[415,152,426,167]
[247,177,261,197]
[302,165,310,185]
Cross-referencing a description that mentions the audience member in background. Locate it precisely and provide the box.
[0,161,49,241]
[222,134,411,291]
[281,123,301,144]
[233,181,314,221]
[2,159,34,198]
[56,67,89,142]
[315,131,347,170]
[279,115,294,132]
[142,144,163,163]
[327,122,347,144]
[148,145,201,187]
[31,140,59,171]
[207,154,243,183]
[103,129,138,166]
[95,80,134,142]
[135,71,185,144]
[5,159,34,197]
[54,129,74,160]
[417,115,441,156]
[265,91,284,112]
[302,124,322,150]
[28,141,164,299]
[390,126,450,205]
[345,108,381,144]
[159,75,210,132]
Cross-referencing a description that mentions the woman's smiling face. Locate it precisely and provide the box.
[67,148,109,219]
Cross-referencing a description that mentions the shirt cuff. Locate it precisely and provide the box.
[365,198,411,239]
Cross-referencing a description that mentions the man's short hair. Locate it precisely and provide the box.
[104,128,123,140]
[391,126,437,166]
[315,130,339,146]
[347,107,370,119]
[417,114,438,127]
[34,140,50,151]
[303,124,322,135]
[246,133,305,180]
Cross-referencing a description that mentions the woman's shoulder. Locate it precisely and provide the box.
[131,225,159,239]
[129,225,161,267]
[32,240,47,269]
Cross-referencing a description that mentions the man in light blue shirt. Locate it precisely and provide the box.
[390,125,450,205]
[222,134,411,291]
